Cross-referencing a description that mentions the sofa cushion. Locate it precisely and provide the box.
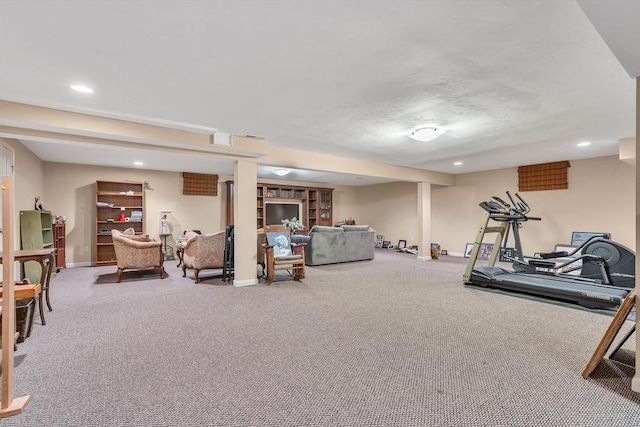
[341,225,370,232]
[310,225,343,233]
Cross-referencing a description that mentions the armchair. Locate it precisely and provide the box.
[111,228,165,283]
[181,230,226,283]
[263,229,306,283]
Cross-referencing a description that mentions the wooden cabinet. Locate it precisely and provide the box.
[96,181,144,266]
[226,181,333,229]
[20,210,54,283]
[318,189,333,226]
[54,222,66,270]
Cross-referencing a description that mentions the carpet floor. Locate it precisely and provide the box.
[2,249,639,426]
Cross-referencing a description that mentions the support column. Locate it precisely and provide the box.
[417,182,432,261]
[233,160,258,287]
[1,176,30,417]
[632,76,639,393]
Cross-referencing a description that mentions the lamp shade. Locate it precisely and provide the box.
[272,168,290,176]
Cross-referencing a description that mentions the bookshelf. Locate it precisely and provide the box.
[95,181,144,265]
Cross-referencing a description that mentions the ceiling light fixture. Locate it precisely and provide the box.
[453,161,463,166]
[70,84,94,93]
[409,127,446,142]
[134,161,143,166]
[576,142,591,147]
[272,168,290,176]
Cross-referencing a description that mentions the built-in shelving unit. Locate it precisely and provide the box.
[54,222,66,270]
[95,180,144,266]
[226,181,333,229]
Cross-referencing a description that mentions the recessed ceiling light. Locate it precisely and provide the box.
[272,168,290,176]
[576,142,591,147]
[134,161,143,166]
[70,84,93,93]
[409,127,446,142]
[453,161,463,166]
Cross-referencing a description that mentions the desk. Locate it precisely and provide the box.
[0,248,55,326]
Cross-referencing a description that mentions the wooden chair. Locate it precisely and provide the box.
[257,225,287,277]
[263,228,306,283]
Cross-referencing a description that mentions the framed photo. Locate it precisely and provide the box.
[382,240,391,248]
[440,249,448,255]
[464,243,474,258]
[478,243,494,260]
[375,235,384,248]
[570,231,610,247]
[397,240,407,249]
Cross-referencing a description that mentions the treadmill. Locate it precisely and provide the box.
[464,193,634,310]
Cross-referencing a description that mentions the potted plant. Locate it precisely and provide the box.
[281,217,304,234]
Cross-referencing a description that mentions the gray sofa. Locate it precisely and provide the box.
[292,225,375,266]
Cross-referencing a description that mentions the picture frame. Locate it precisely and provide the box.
[375,235,384,248]
[478,243,494,260]
[464,243,474,258]
[397,240,407,249]
[570,231,610,247]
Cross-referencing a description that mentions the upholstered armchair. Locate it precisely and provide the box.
[176,230,202,268]
[111,228,165,283]
[181,230,226,283]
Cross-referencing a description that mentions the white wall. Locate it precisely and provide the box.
[43,162,231,265]
[353,156,635,256]
[353,182,419,247]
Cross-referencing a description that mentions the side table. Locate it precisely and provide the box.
[160,233,175,261]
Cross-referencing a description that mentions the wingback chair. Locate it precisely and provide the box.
[111,228,165,282]
[181,230,226,283]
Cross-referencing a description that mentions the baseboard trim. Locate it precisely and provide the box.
[234,278,258,287]
[66,262,93,268]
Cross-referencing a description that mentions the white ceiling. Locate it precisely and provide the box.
[0,1,638,185]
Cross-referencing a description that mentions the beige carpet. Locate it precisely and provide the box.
[2,249,638,426]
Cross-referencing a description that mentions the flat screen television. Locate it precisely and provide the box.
[265,201,302,226]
